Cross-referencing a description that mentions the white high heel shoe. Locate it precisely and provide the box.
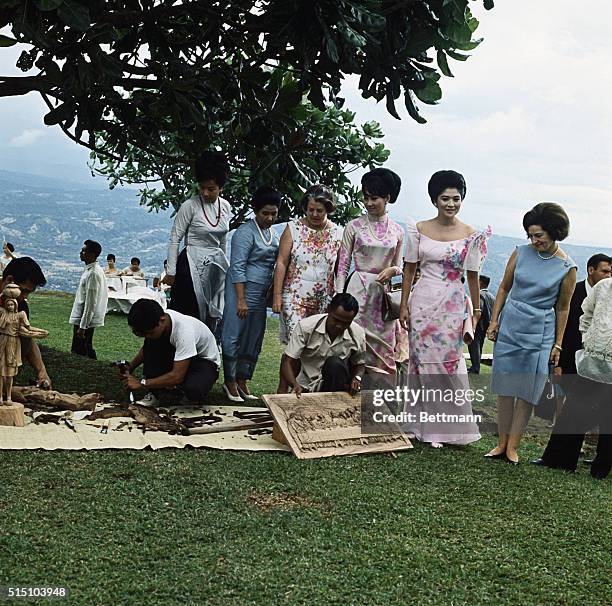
[237,386,259,401]
[222,383,244,403]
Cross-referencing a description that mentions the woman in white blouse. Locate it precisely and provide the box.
[162,152,231,336]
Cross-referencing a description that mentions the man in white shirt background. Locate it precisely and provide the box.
[533,276,612,480]
[120,299,219,406]
[69,239,108,359]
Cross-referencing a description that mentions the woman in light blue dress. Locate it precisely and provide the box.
[221,187,280,401]
[486,203,576,464]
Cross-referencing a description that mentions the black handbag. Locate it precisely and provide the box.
[381,279,403,322]
[534,363,557,421]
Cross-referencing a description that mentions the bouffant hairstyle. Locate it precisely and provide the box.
[300,184,336,215]
[523,203,570,242]
[361,168,401,203]
[195,151,229,186]
[252,186,282,212]
[428,170,467,203]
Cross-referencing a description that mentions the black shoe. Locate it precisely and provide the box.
[530,458,548,467]
[484,451,506,460]
[591,465,610,480]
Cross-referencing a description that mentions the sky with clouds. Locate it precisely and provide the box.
[0,0,611,246]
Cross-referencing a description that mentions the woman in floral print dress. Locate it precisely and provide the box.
[273,185,342,342]
[272,185,342,391]
[336,168,405,386]
[399,170,491,447]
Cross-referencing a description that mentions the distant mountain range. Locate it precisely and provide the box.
[1,170,610,293]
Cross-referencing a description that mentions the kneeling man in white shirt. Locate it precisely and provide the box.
[121,299,219,406]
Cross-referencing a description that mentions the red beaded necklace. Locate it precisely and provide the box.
[198,192,221,227]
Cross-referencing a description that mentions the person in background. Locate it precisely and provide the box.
[104,254,119,276]
[272,185,343,392]
[545,253,612,427]
[221,186,280,402]
[0,257,52,388]
[0,242,17,277]
[281,293,365,397]
[399,170,490,448]
[119,257,145,278]
[121,299,220,407]
[336,168,405,387]
[487,203,576,464]
[153,260,171,297]
[468,274,495,374]
[69,240,108,360]
[532,276,612,479]
[556,254,611,375]
[163,151,231,336]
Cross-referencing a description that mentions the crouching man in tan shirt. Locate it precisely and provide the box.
[281,293,366,398]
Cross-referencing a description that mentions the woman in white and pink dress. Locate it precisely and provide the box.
[399,170,491,447]
[336,169,405,386]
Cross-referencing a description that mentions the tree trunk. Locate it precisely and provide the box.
[0,402,26,427]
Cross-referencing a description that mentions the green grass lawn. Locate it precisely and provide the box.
[1,293,609,606]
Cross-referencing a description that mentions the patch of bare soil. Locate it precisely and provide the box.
[247,490,320,512]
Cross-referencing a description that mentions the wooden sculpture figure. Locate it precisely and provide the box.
[0,285,48,405]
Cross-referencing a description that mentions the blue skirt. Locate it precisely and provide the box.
[221,279,268,381]
[491,298,555,405]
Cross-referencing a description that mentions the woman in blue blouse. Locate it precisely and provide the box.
[221,187,281,401]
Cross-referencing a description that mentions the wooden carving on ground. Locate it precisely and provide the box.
[262,391,412,459]
[11,387,100,411]
[0,284,49,426]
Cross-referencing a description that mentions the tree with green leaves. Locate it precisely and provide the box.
[0,0,493,224]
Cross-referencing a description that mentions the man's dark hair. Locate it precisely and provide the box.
[84,240,102,258]
[131,257,140,265]
[328,293,359,315]
[522,202,570,241]
[479,275,491,288]
[195,151,229,186]
[587,253,611,270]
[128,299,165,334]
[2,257,46,287]
[107,253,116,262]
[5,242,15,253]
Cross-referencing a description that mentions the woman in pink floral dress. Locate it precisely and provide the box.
[399,170,491,447]
[336,169,405,385]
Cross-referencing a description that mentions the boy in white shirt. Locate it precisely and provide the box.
[120,299,219,406]
[119,257,145,278]
[69,240,108,359]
